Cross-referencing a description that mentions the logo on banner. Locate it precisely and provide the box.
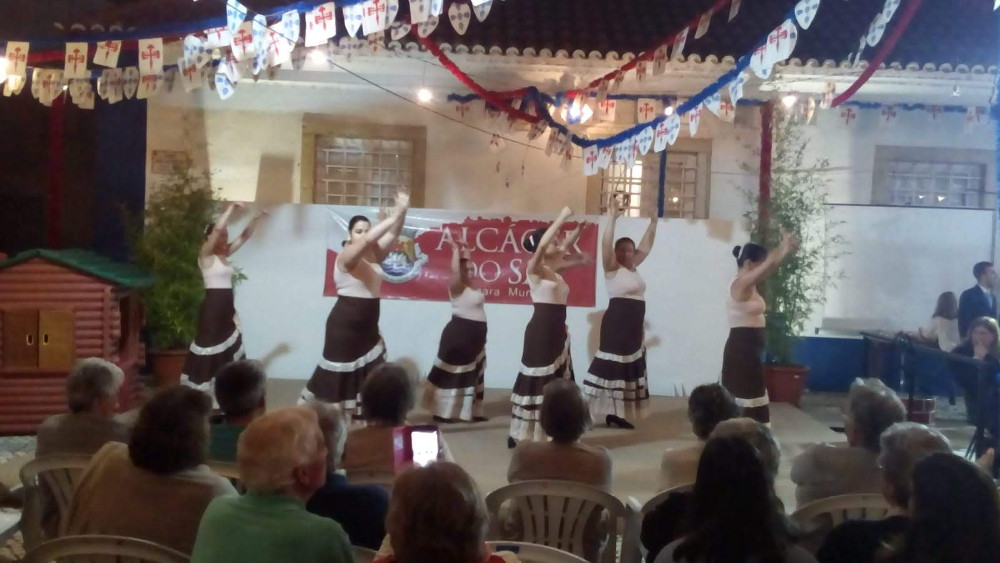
[324,210,597,305]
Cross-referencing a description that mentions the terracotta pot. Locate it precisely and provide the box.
[764,364,809,407]
[150,350,187,389]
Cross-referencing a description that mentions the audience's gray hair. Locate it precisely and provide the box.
[709,417,781,477]
[848,378,907,452]
[878,422,952,508]
[237,406,323,494]
[66,358,124,413]
[305,401,348,470]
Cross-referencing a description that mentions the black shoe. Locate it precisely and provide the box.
[433,415,455,424]
[606,414,635,429]
[471,416,489,423]
[507,437,517,449]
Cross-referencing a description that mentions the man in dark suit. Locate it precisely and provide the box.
[958,261,997,338]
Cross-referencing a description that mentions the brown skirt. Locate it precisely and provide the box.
[305,296,385,412]
[510,303,575,441]
[721,327,769,423]
[584,298,649,419]
[423,315,488,421]
[182,288,244,386]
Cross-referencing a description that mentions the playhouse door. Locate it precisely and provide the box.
[38,310,75,370]
[2,310,39,368]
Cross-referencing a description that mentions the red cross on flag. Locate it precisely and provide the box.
[137,38,164,76]
[230,21,257,61]
[6,42,28,77]
[93,40,121,68]
[64,42,89,79]
[305,2,338,47]
[636,98,658,123]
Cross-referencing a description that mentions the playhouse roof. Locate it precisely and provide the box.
[0,248,154,289]
[10,0,997,71]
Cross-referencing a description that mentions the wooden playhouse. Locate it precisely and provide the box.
[0,249,152,434]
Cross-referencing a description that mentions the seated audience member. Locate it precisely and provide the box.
[817,422,951,563]
[643,418,781,562]
[342,363,452,478]
[35,357,131,458]
[913,291,960,352]
[659,383,738,490]
[210,359,267,462]
[791,378,905,508]
[191,407,353,563]
[508,378,612,490]
[653,436,814,563]
[379,462,506,563]
[949,316,1000,429]
[64,387,236,554]
[305,401,390,550]
[890,453,1000,563]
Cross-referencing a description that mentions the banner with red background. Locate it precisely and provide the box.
[324,209,597,307]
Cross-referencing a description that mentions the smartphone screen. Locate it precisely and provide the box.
[411,430,439,467]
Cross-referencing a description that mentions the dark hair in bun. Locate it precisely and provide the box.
[204,224,215,239]
[733,243,767,267]
[524,228,546,254]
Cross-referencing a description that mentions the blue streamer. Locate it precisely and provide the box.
[2,0,365,47]
[657,149,667,218]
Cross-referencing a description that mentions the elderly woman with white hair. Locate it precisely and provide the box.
[816,422,952,563]
[791,378,906,508]
[191,407,353,563]
[35,357,131,457]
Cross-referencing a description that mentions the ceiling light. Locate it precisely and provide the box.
[308,49,327,64]
[952,84,961,97]
[62,84,68,91]
[663,105,674,116]
[560,102,593,124]
[671,196,680,203]
[781,94,798,108]
[417,88,433,102]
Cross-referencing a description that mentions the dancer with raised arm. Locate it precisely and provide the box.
[584,195,656,429]
[723,234,799,423]
[300,190,410,415]
[509,207,590,448]
[182,202,266,395]
[422,242,489,423]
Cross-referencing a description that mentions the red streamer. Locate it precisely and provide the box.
[831,0,923,107]
[417,35,540,123]
[562,0,732,98]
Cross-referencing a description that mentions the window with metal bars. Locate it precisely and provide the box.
[314,137,413,207]
[598,152,702,218]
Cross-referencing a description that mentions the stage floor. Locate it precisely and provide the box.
[268,380,843,509]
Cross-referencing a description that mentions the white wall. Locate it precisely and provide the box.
[821,205,995,332]
[229,204,745,395]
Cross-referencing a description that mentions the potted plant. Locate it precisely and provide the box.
[743,110,845,406]
[130,160,217,387]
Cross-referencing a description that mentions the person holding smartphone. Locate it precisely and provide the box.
[422,242,489,423]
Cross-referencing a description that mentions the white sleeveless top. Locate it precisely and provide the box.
[606,267,645,300]
[335,258,383,299]
[727,279,766,328]
[201,256,233,289]
[452,286,487,322]
[530,273,569,305]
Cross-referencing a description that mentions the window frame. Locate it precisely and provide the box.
[300,114,427,207]
[872,145,995,211]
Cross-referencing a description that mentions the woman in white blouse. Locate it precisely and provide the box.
[916,291,960,352]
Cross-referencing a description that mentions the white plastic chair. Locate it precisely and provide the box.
[484,480,629,563]
[23,534,189,563]
[18,454,93,549]
[206,461,245,493]
[791,493,891,530]
[354,545,378,563]
[622,483,694,563]
[488,541,590,563]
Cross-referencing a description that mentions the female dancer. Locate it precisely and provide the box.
[509,206,589,447]
[584,195,656,429]
[723,234,798,423]
[300,190,410,414]
[422,242,489,423]
[182,202,266,394]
